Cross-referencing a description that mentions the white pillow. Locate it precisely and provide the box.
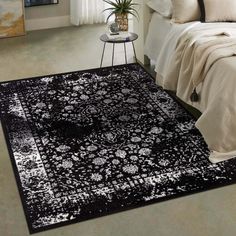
[204,0,236,22]
[146,0,173,18]
[172,0,201,23]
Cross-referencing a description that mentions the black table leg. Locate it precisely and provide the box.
[112,43,115,67]
[132,41,138,63]
[132,41,140,79]
[100,42,106,68]
[124,42,127,64]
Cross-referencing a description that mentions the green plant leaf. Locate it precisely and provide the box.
[102,7,116,13]
[103,0,119,8]
[103,0,139,19]
[125,10,139,20]
[106,12,115,22]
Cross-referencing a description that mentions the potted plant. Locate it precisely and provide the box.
[103,0,139,31]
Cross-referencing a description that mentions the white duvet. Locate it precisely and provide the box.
[155,23,236,163]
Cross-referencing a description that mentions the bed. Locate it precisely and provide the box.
[134,0,236,163]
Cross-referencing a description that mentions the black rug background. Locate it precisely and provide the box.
[0,64,236,234]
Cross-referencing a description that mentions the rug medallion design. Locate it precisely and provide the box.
[0,64,236,233]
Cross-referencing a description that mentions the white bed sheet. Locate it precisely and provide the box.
[144,12,200,62]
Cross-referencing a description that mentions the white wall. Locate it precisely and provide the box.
[25,0,71,31]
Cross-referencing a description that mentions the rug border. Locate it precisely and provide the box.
[0,63,138,85]
[1,118,37,234]
[1,63,236,234]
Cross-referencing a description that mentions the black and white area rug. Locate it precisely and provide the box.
[0,64,236,233]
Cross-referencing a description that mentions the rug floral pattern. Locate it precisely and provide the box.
[0,64,236,233]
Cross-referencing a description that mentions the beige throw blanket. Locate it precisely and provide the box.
[166,27,236,90]
[159,24,236,163]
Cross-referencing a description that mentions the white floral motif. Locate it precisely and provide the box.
[79,78,87,84]
[87,145,98,151]
[54,155,62,161]
[178,122,195,131]
[86,106,98,114]
[35,102,46,109]
[126,98,138,104]
[130,155,138,161]
[100,82,108,87]
[112,159,120,165]
[131,137,141,143]
[71,155,79,161]
[92,158,106,166]
[127,144,137,150]
[64,106,74,111]
[41,77,53,83]
[103,99,112,104]
[122,164,138,174]
[42,113,50,119]
[104,132,116,142]
[63,96,70,101]
[115,150,126,158]
[73,85,83,91]
[150,127,163,134]
[139,148,151,156]
[119,115,130,121]
[89,154,95,158]
[100,150,107,155]
[62,160,73,169]
[121,88,131,94]
[91,173,103,181]
[155,138,161,143]
[97,90,107,95]
[56,145,71,153]
[80,95,89,100]
[158,159,170,167]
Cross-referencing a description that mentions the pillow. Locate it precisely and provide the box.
[200,0,236,22]
[146,0,173,18]
[171,0,201,23]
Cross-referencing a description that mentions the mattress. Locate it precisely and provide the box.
[144,12,199,62]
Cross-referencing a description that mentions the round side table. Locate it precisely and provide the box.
[100,32,138,68]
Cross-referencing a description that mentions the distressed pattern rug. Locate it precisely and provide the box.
[0,64,236,233]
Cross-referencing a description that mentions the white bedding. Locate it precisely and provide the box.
[144,13,200,62]
[152,21,236,163]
